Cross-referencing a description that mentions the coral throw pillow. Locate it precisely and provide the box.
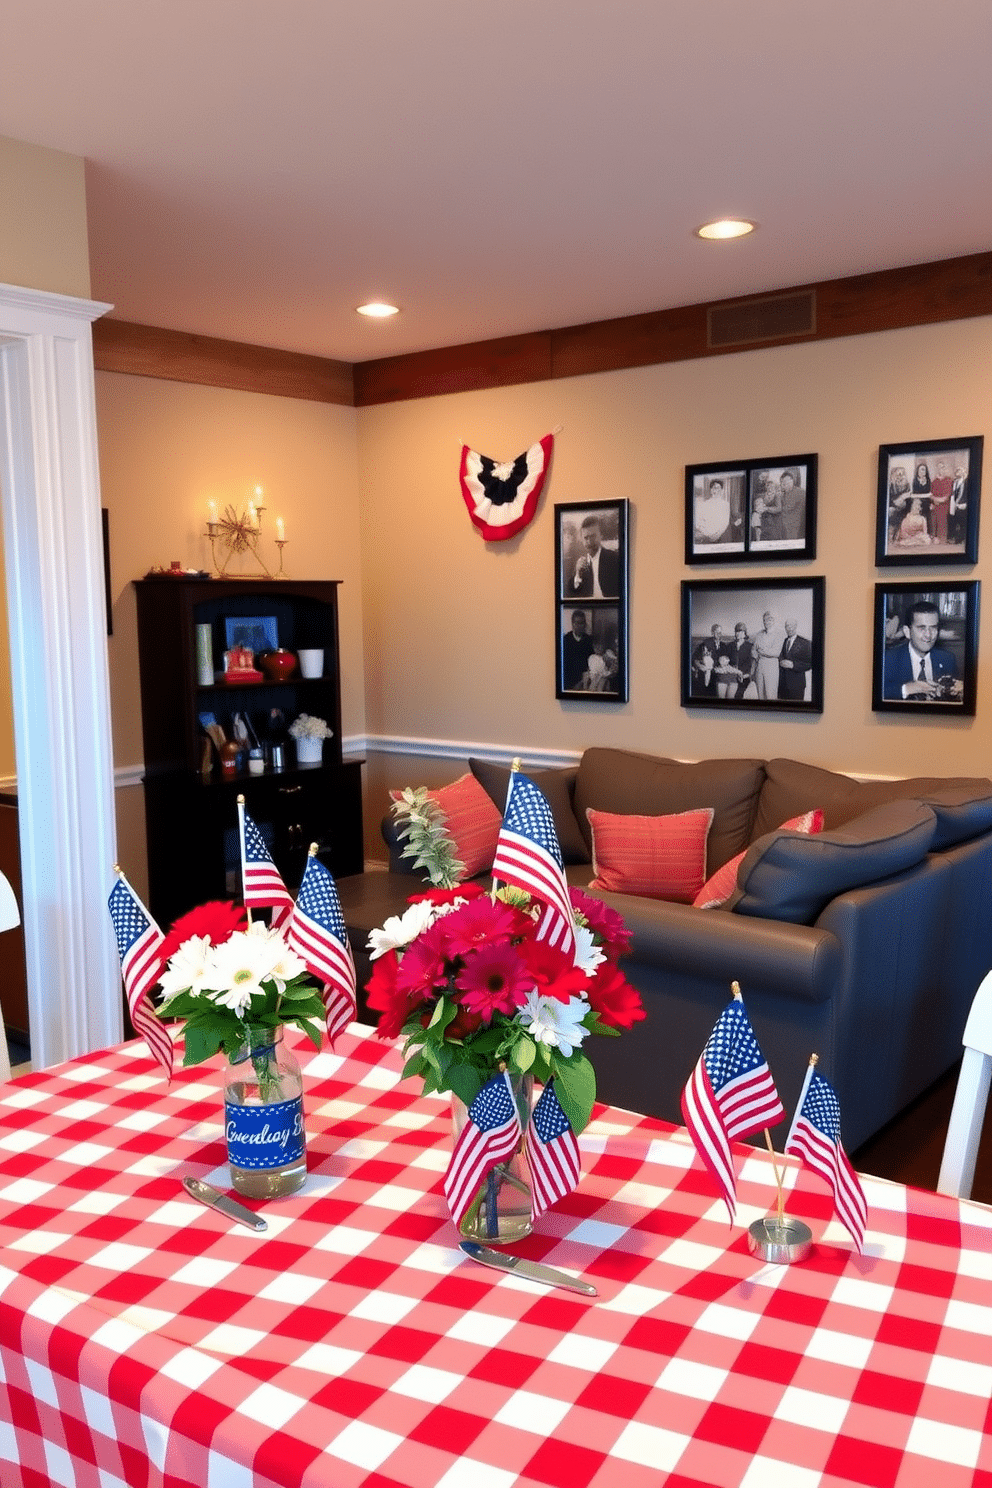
[586,807,713,902]
[392,773,502,882]
[693,808,824,909]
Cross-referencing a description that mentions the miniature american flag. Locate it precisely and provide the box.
[238,803,293,926]
[444,1071,523,1229]
[786,1063,867,1253]
[108,875,173,1079]
[492,771,575,956]
[681,992,785,1221]
[526,1080,580,1219]
[287,851,356,1043]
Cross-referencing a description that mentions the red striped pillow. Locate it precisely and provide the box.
[586,807,713,902]
[392,773,502,881]
[693,808,825,909]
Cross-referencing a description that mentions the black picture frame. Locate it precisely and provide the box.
[685,454,817,564]
[681,577,825,711]
[875,437,982,566]
[872,582,979,716]
[555,500,629,703]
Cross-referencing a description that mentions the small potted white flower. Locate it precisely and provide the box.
[288,713,332,765]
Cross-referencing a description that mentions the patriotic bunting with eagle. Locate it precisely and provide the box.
[459,433,554,541]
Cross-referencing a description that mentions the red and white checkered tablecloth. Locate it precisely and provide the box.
[0,1025,990,1488]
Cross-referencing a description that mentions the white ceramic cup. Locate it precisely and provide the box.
[298,648,324,678]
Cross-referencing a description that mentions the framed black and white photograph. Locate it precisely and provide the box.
[681,577,825,711]
[556,501,629,703]
[685,454,817,564]
[872,582,979,715]
[876,436,982,565]
[556,500,628,601]
[557,604,628,702]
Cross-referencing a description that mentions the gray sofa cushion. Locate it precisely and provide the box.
[754,757,992,841]
[727,799,937,924]
[574,749,766,872]
[469,758,589,864]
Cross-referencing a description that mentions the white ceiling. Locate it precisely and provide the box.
[2,1,990,364]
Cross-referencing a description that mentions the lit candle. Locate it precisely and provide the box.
[254,484,264,505]
[246,501,257,527]
[207,500,217,523]
[276,517,285,541]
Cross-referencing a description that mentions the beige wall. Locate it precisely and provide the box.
[357,316,992,813]
[0,135,91,300]
[95,371,366,891]
[0,135,92,782]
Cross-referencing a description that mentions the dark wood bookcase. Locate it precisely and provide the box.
[134,577,363,928]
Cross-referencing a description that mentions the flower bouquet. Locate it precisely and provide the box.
[109,808,357,1201]
[366,769,645,1240]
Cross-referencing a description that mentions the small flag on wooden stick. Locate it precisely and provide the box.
[785,1055,868,1253]
[681,983,785,1222]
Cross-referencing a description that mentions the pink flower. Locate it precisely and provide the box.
[435,897,521,959]
[569,888,633,959]
[455,942,532,1020]
[395,919,452,999]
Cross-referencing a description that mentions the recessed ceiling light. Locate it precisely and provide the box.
[356,301,400,318]
[695,219,756,241]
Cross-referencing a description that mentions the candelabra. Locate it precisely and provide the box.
[204,493,288,578]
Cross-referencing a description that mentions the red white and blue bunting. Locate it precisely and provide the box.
[459,433,554,541]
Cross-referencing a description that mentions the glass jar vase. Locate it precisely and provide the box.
[451,1072,533,1243]
[224,1025,306,1198]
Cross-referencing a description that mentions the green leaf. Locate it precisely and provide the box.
[509,1036,536,1073]
[554,1055,597,1134]
[181,1021,226,1067]
[402,1050,428,1082]
[446,1062,483,1107]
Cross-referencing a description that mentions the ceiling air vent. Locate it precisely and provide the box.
[707,289,816,349]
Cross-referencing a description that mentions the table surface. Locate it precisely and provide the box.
[0,1025,990,1488]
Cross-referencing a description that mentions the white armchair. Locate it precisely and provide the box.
[936,970,992,1201]
[0,869,21,1082]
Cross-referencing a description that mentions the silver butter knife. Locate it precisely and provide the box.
[183,1176,268,1232]
[459,1240,597,1296]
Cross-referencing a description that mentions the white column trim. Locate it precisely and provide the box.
[0,281,120,1067]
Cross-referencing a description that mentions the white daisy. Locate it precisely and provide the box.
[158,934,214,1004]
[517,992,590,1057]
[207,929,284,1014]
[245,921,308,986]
[572,923,606,977]
[366,899,437,960]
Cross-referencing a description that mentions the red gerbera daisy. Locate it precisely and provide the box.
[518,939,589,1004]
[408,883,487,907]
[586,963,646,1031]
[455,942,533,1020]
[159,900,247,962]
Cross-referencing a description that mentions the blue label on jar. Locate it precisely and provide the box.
[225,1096,305,1170]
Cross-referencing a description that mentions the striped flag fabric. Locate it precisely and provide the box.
[785,1063,868,1253]
[287,850,357,1043]
[492,770,575,956]
[108,874,174,1079]
[680,993,785,1222]
[238,802,293,926]
[444,1071,523,1229]
[526,1080,581,1219]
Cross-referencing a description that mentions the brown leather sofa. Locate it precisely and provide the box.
[337,749,992,1150]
